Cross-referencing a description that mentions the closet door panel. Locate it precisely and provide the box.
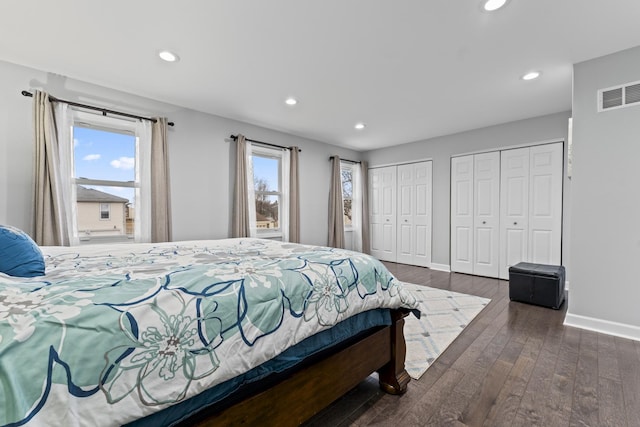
[412,162,432,267]
[531,230,553,264]
[398,224,412,257]
[473,152,500,277]
[451,156,474,274]
[370,162,432,267]
[415,225,428,258]
[369,166,396,261]
[396,164,414,265]
[528,143,563,265]
[499,148,530,279]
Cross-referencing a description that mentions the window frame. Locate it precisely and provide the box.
[100,203,111,220]
[340,162,354,230]
[251,145,284,237]
[70,110,141,244]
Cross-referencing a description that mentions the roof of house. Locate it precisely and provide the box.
[76,186,129,204]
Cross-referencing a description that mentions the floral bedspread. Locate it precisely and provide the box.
[0,238,418,426]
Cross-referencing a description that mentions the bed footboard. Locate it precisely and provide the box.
[377,308,411,395]
[188,309,411,426]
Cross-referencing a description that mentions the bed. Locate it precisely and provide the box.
[0,237,419,426]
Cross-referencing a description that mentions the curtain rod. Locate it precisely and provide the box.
[329,155,361,164]
[229,134,301,152]
[21,91,175,127]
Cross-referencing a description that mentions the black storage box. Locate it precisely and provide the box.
[508,262,565,309]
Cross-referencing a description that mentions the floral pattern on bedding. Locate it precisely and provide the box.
[0,238,417,426]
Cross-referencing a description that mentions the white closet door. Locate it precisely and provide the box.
[528,143,563,265]
[397,161,432,267]
[473,152,500,278]
[369,166,396,262]
[397,164,414,265]
[451,156,474,274]
[499,148,530,279]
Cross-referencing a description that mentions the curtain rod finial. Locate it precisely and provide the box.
[21,90,33,97]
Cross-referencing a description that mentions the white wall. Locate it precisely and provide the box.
[566,46,640,339]
[0,59,360,246]
[362,112,571,271]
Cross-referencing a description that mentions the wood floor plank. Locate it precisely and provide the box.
[598,333,621,381]
[481,305,537,426]
[507,306,562,426]
[482,355,536,427]
[569,339,599,427]
[461,359,513,426]
[377,368,465,425]
[616,336,640,426]
[302,264,640,427]
[598,376,627,427]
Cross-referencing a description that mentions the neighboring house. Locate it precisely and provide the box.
[256,212,278,230]
[76,186,130,241]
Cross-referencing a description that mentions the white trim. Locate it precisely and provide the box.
[430,263,451,272]
[368,157,433,169]
[564,313,640,342]
[564,280,569,291]
[256,231,283,239]
[451,138,565,159]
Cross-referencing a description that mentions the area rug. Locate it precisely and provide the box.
[402,283,490,380]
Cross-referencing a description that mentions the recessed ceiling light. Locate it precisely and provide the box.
[483,0,508,11]
[522,71,541,81]
[158,50,179,62]
[285,97,298,106]
[354,123,366,130]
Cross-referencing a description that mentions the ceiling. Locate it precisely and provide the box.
[1,1,640,151]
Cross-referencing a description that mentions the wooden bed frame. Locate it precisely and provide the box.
[186,308,411,426]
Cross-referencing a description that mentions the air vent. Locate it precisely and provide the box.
[625,83,640,105]
[602,88,623,109]
[598,80,640,112]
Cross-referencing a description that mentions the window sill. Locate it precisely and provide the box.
[256,232,283,239]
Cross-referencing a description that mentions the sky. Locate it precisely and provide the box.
[74,126,135,203]
[252,155,279,191]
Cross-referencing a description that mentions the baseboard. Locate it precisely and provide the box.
[430,263,451,272]
[564,313,640,342]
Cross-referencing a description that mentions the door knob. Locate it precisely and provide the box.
[404,219,408,222]
[482,221,486,225]
[386,219,389,222]
[513,222,518,225]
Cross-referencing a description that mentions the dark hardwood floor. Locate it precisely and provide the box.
[302,262,640,427]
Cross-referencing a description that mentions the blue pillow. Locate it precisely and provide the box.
[0,225,45,277]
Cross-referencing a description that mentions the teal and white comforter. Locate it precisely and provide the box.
[0,238,418,426]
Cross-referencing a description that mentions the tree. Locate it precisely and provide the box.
[254,177,278,220]
[341,169,353,223]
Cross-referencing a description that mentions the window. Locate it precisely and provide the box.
[242,142,292,240]
[100,203,110,220]
[341,163,354,228]
[251,147,283,234]
[70,111,148,244]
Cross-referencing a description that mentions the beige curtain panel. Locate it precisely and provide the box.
[328,156,345,248]
[360,160,371,254]
[32,90,69,246]
[289,147,300,243]
[232,134,251,237]
[150,117,172,243]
